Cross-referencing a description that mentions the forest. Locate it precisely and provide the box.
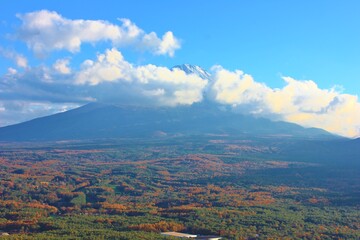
[0,136,359,239]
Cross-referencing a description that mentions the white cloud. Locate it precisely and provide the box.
[0,100,79,127]
[0,48,28,68]
[150,31,180,57]
[266,77,337,114]
[16,10,180,57]
[53,58,71,74]
[210,67,360,137]
[211,65,269,109]
[267,78,360,138]
[76,48,132,85]
[75,48,207,106]
[7,68,17,75]
[16,55,28,68]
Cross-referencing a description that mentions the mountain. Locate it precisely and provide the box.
[349,137,360,146]
[0,102,337,141]
[0,64,342,142]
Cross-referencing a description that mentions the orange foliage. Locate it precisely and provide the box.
[99,202,128,214]
[0,200,22,209]
[0,219,38,229]
[308,197,329,205]
[26,201,58,213]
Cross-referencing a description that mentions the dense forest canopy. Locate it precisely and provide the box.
[0,136,359,239]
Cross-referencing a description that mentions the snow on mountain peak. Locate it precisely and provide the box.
[172,64,211,79]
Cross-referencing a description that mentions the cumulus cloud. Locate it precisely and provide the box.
[75,48,207,105]
[53,58,71,74]
[76,49,132,85]
[16,10,180,57]
[1,48,207,107]
[266,78,360,138]
[211,65,270,112]
[210,67,360,137]
[142,31,180,57]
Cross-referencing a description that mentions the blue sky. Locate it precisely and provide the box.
[0,1,360,137]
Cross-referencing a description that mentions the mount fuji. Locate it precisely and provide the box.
[0,64,339,142]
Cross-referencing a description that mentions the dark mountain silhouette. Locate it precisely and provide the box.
[0,102,338,141]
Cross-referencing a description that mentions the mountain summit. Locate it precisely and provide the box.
[172,64,211,79]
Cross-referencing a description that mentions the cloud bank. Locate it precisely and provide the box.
[210,67,360,138]
[1,10,359,138]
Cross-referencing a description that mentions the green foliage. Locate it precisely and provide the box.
[70,192,86,206]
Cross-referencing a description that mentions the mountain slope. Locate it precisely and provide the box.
[0,102,337,141]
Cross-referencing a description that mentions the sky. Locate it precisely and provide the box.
[0,0,360,137]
